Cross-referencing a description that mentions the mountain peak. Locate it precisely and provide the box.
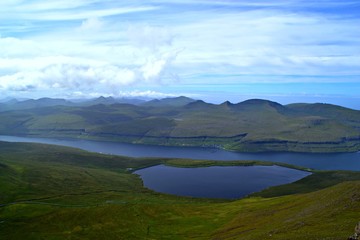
[220,100,233,106]
[97,96,114,100]
[184,100,214,109]
[142,96,196,107]
[232,99,288,113]
[239,99,279,105]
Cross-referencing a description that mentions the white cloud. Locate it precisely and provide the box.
[64,89,198,99]
[0,54,179,93]
[0,37,44,58]
[171,9,360,77]
[0,1,158,21]
[26,7,158,21]
[118,90,178,98]
[140,51,179,82]
[40,64,136,89]
[79,17,104,31]
[1,0,359,99]
[0,0,94,11]
[0,21,181,95]
[125,24,180,83]
[0,62,143,92]
[0,71,39,91]
[127,24,174,50]
[117,90,197,99]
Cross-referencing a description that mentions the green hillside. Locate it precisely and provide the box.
[0,142,359,239]
[0,98,360,152]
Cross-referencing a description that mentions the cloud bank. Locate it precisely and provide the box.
[0,19,180,96]
[0,0,359,99]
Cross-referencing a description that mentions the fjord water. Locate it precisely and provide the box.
[0,135,360,170]
[134,165,311,199]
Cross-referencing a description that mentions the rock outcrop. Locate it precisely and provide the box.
[348,222,360,240]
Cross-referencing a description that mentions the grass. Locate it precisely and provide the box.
[251,170,360,197]
[0,141,360,239]
[212,181,360,240]
[165,159,312,172]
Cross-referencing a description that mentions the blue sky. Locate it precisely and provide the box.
[0,0,359,108]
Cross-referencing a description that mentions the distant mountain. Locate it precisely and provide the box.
[142,96,196,107]
[86,96,118,105]
[0,96,148,112]
[79,96,146,106]
[183,100,216,110]
[0,97,74,112]
[287,102,359,117]
[236,99,285,109]
[0,98,359,152]
[231,99,291,114]
[0,97,18,103]
[116,98,146,105]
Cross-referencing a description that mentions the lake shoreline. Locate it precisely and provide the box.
[3,132,360,153]
[134,164,312,199]
[1,135,360,171]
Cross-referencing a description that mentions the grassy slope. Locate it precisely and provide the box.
[213,181,360,240]
[1,142,359,239]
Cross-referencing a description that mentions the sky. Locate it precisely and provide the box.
[0,0,360,108]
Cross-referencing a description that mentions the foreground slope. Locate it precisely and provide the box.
[214,181,360,239]
[0,142,359,239]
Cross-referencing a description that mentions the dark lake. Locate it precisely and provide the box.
[0,135,360,171]
[135,165,312,199]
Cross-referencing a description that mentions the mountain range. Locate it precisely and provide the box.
[0,96,359,152]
